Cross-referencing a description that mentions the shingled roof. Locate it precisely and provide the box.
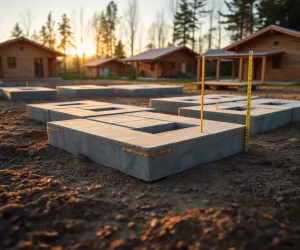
[123,46,198,62]
[0,37,64,56]
[224,25,300,51]
[84,58,123,67]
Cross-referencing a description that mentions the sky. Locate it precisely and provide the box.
[0,0,231,56]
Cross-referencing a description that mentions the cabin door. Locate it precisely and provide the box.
[181,62,187,74]
[34,58,44,77]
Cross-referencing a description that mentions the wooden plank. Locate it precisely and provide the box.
[261,56,266,83]
[155,61,159,79]
[239,58,243,81]
[216,59,220,81]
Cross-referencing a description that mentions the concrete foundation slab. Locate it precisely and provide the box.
[57,85,114,97]
[0,87,57,101]
[47,114,245,181]
[179,104,293,134]
[27,100,109,123]
[150,94,260,114]
[113,84,183,97]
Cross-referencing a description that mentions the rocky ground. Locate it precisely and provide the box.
[1,87,300,249]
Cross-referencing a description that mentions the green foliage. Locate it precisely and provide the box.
[11,23,23,38]
[190,0,206,49]
[46,12,56,49]
[128,64,136,80]
[220,0,257,42]
[257,0,300,31]
[39,25,47,45]
[115,40,126,58]
[173,0,194,46]
[58,13,74,53]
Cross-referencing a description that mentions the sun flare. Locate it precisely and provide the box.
[66,43,96,58]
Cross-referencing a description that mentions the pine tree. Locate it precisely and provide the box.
[220,0,257,42]
[31,29,40,42]
[173,0,194,46]
[39,25,48,45]
[46,12,56,49]
[58,13,74,71]
[190,0,206,50]
[106,1,118,57]
[257,0,300,31]
[115,40,126,58]
[11,23,23,38]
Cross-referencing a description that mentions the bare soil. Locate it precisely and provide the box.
[1,88,300,250]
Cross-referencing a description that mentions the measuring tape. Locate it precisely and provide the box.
[244,51,253,152]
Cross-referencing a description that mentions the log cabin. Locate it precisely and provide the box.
[0,37,64,79]
[123,46,199,79]
[84,58,126,77]
[197,25,300,84]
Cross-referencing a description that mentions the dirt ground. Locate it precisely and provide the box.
[1,88,300,250]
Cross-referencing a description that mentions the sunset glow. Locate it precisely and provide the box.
[66,43,96,58]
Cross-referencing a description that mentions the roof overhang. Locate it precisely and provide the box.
[198,51,284,60]
[224,25,300,51]
[0,37,65,57]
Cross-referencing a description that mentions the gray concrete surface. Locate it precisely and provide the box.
[57,85,114,97]
[47,114,245,181]
[179,103,293,134]
[113,84,183,97]
[27,100,108,123]
[0,87,57,101]
[150,94,260,114]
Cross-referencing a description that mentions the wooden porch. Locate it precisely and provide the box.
[196,51,284,87]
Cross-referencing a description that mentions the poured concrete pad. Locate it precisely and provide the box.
[47,114,245,181]
[151,94,260,114]
[113,84,183,97]
[49,104,154,122]
[57,85,114,97]
[0,87,57,101]
[27,100,109,123]
[179,104,293,134]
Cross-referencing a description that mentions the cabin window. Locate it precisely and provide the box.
[150,63,155,71]
[7,57,17,69]
[273,41,279,46]
[170,62,176,70]
[272,56,281,68]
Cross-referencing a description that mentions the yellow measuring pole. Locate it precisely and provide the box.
[200,56,205,133]
[245,51,253,152]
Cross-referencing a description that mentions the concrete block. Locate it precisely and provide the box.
[47,114,245,181]
[0,87,57,101]
[57,85,114,97]
[179,104,293,134]
[150,94,260,114]
[113,84,183,97]
[27,100,109,123]
[49,104,154,122]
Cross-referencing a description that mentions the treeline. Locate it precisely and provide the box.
[9,0,300,59]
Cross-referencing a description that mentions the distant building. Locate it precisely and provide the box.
[123,46,199,79]
[198,25,300,83]
[84,58,126,77]
[0,37,64,79]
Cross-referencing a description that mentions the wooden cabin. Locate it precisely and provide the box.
[123,46,199,79]
[198,25,300,84]
[0,37,64,79]
[84,58,126,77]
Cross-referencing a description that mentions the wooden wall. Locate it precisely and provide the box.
[84,61,126,77]
[0,41,59,78]
[234,31,300,82]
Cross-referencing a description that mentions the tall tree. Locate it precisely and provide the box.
[220,0,257,42]
[31,29,39,42]
[46,12,56,48]
[146,23,157,49]
[11,23,23,38]
[125,0,139,56]
[106,1,118,57]
[257,0,300,31]
[20,10,33,37]
[39,25,48,45]
[90,13,102,57]
[173,0,194,46]
[190,0,206,50]
[58,13,74,71]
[115,40,126,58]
[156,9,168,48]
